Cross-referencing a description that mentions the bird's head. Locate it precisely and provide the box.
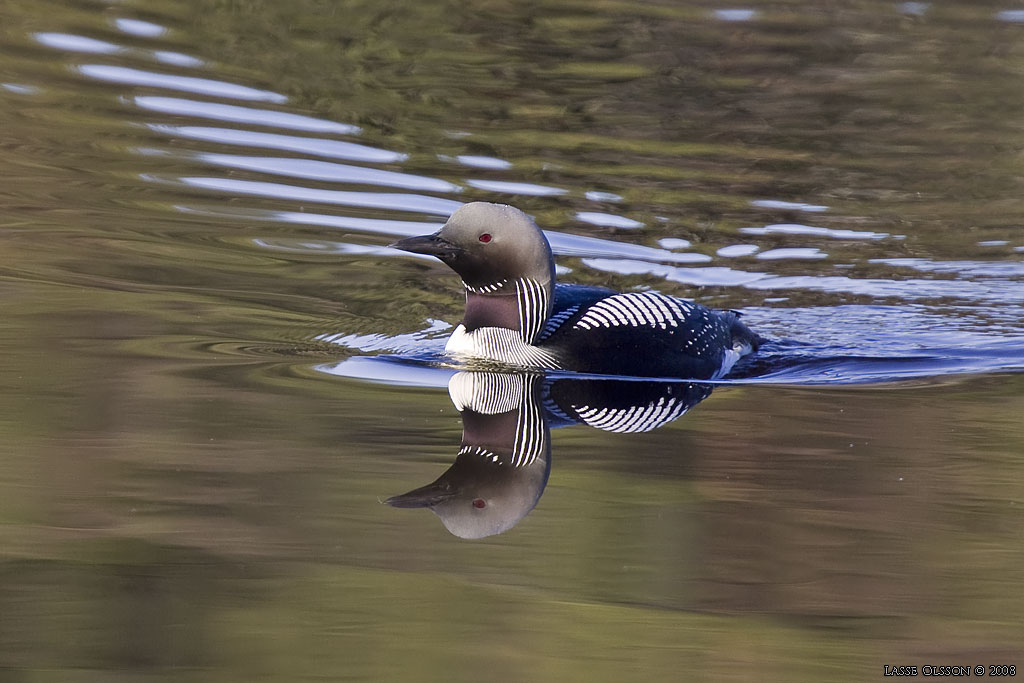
[390,202,554,291]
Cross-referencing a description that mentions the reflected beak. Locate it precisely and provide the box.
[384,481,457,508]
[389,233,461,258]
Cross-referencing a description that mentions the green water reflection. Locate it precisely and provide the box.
[1,0,1023,679]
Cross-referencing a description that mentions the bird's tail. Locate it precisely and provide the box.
[720,310,765,352]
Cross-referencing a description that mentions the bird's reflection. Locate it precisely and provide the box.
[386,372,712,538]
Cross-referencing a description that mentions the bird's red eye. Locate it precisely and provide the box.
[472,498,487,509]
[478,233,492,243]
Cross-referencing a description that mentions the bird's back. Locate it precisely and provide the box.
[538,284,759,379]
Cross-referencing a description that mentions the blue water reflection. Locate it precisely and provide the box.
[113,18,167,37]
[148,124,404,162]
[756,248,827,260]
[446,154,513,170]
[575,211,645,229]
[750,199,829,212]
[79,64,287,102]
[739,223,889,240]
[465,179,567,196]
[134,96,360,133]
[151,51,203,67]
[196,153,461,193]
[175,177,461,215]
[35,32,122,54]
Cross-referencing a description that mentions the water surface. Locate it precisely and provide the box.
[1,0,1023,680]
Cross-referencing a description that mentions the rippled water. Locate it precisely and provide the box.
[2,0,1023,679]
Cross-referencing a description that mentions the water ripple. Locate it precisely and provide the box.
[35,32,204,68]
[173,177,462,215]
[195,153,461,193]
[717,244,760,257]
[756,248,827,261]
[750,199,828,213]
[582,258,1024,304]
[176,203,443,239]
[871,258,1024,278]
[465,180,567,197]
[995,9,1024,23]
[585,191,623,202]
[713,9,758,22]
[79,64,287,102]
[446,155,512,170]
[546,233,711,264]
[575,211,644,229]
[253,238,435,260]
[35,32,121,54]
[152,51,204,68]
[113,18,167,38]
[148,124,404,162]
[134,96,353,132]
[740,223,889,240]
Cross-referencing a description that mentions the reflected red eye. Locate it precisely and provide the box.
[472,498,486,509]
[478,233,492,243]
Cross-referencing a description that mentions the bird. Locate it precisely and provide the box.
[390,202,761,379]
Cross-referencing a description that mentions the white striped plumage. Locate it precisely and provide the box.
[445,325,561,369]
[572,292,694,331]
[539,304,579,340]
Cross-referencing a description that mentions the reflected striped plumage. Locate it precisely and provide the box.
[573,394,695,433]
[511,378,545,467]
[448,371,547,468]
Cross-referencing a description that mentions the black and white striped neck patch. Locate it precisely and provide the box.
[514,278,549,344]
[464,278,510,294]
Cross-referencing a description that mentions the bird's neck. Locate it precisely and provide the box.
[462,277,552,344]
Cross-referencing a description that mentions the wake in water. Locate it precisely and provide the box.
[736,304,1024,384]
[316,302,1024,387]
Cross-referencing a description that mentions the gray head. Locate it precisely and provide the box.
[390,202,555,290]
[384,449,550,539]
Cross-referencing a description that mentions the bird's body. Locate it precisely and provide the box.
[391,202,761,379]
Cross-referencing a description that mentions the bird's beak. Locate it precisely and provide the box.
[384,480,457,508]
[389,232,461,258]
